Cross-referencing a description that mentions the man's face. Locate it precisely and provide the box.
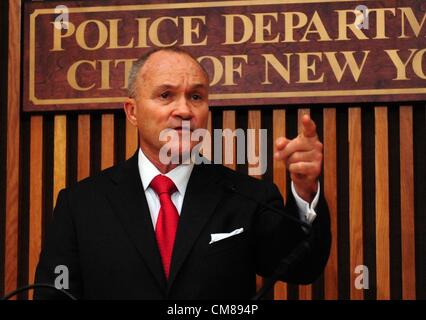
[131,51,209,162]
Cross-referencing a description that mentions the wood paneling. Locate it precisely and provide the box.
[101,114,115,170]
[77,115,90,181]
[28,116,43,299]
[297,108,312,300]
[125,119,138,159]
[53,116,66,207]
[323,108,338,300]
[399,106,416,300]
[375,107,390,300]
[248,110,262,180]
[273,109,287,300]
[222,111,236,170]
[4,0,21,298]
[348,108,364,300]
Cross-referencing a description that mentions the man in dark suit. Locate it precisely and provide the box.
[35,47,330,299]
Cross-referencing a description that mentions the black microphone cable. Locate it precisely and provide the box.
[1,283,77,300]
[218,180,315,300]
[252,234,313,300]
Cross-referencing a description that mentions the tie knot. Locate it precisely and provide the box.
[150,175,177,196]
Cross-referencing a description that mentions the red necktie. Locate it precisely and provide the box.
[150,175,179,279]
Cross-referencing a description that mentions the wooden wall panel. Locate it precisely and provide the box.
[53,116,67,207]
[77,115,91,181]
[125,120,138,160]
[297,108,312,301]
[272,109,287,300]
[198,111,212,161]
[248,110,262,180]
[323,108,338,300]
[375,107,390,299]
[348,108,364,300]
[28,116,43,299]
[222,111,236,170]
[399,106,416,300]
[101,114,115,170]
[4,0,20,298]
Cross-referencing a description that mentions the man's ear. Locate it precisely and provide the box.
[124,98,138,126]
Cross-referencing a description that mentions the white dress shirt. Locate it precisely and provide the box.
[137,148,319,230]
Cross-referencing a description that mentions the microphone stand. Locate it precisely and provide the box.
[251,235,313,300]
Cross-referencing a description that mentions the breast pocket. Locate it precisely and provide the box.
[206,232,247,257]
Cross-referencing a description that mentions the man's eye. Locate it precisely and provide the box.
[160,92,170,99]
[191,94,202,101]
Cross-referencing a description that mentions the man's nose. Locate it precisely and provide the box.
[174,96,193,120]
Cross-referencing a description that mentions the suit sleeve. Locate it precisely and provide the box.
[34,189,83,300]
[254,182,331,284]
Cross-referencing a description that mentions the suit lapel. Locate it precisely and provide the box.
[105,152,167,291]
[167,163,224,290]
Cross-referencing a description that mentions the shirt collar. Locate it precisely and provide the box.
[138,148,194,195]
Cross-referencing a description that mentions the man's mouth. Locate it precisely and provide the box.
[173,126,193,132]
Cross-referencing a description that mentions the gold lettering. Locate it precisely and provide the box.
[368,8,396,39]
[301,11,332,42]
[282,12,308,42]
[67,60,96,91]
[324,51,369,82]
[182,16,208,46]
[262,53,292,84]
[297,52,324,83]
[136,18,150,48]
[385,49,418,80]
[412,49,426,79]
[222,14,253,45]
[223,55,248,86]
[197,56,223,86]
[400,7,426,38]
[75,20,108,50]
[107,19,134,49]
[336,10,368,40]
[149,17,179,47]
[50,22,75,51]
[99,60,111,90]
[115,59,137,89]
[253,13,279,44]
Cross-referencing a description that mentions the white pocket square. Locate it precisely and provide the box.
[209,228,244,244]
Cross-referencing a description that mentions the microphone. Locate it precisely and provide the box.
[218,180,314,300]
[1,283,78,300]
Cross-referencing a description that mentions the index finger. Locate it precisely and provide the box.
[301,114,317,138]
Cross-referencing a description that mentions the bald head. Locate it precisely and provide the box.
[127,48,209,99]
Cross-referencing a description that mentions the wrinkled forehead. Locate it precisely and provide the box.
[139,51,209,86]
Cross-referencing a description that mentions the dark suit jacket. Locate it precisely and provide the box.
[34,151,331,300]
